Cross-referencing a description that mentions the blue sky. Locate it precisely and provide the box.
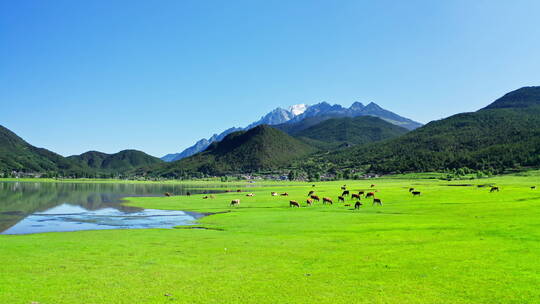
[1,0,539,157]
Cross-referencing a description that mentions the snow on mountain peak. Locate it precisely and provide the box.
[288,104,308,116]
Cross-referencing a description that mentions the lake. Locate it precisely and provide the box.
[0,181,221,235]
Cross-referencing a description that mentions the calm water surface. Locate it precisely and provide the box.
[0,181,222,235]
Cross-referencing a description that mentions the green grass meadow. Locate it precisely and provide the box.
[1,174,540,303]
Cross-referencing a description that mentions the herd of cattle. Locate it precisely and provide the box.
[165,183,536,209]
[229,184,423,209]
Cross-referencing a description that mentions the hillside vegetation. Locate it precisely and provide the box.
[293,116,409,150]
[0,125,82,175]
[147,125,316,177]
[68,150,162,173]
[320,86,540,174]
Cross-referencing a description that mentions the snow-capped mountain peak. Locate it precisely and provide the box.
[288,104,308,116]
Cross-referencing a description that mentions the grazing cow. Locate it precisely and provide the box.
[280,192,289,196]
[373,198,383,206]
[237,189,242,192]
[342,190,350,196]
[246,193,254,197]
[365,192,375,198]
[323,197,333,205]
[351,193,361,200]
[341,186,347,190]
[230,199,240,207]
[164,192,171,197]
[306,199,313,206]
[354,201,362,209]
[370,184,376,188]
[271,192,278,196]
[338,196,345,203]
[412,191,421,196]
[289,200,300,208]
[490,187,500,193]
[344,204,351,207]
[358,191,365,196]
[308,190,315,196]
[310,195,320,202]
[409,188,414,192]
[203,196,209,199]
[186,192,191,196]
[531,186,536,190]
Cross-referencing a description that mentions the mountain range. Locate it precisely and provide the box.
[145,116,409,177]
[2,86,540,178]
[162,101,423,162]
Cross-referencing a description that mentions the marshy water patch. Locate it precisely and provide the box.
[2,203,205,234]
[0,181,217,234]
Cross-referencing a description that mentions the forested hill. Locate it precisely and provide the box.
[0,125,82,175]
[142,125,316,177]
[319,86,540,174]
[68,150,163,173]
[0,125,162,177]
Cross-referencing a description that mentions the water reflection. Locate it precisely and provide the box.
[0,181,221,234]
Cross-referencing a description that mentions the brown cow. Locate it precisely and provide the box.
[310,195,320,202]
[237,189,242,192]
[230,199,240,207]
[280,192,289,196]
[289,200,300,207]
[164,192,172,197]
[323,197,333,205]
[490,187,499,193]
[351,193,361,200]
[373,198,382,206]
[354,201,362,209]
[338,196,345,203]
[365,192,375,198]
[412,191,421,196]
[306,199,313,206]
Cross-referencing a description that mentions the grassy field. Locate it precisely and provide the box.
[1,174,540,303]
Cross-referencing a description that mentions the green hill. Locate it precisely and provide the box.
[69,150,163,172]
[321,86,540,173]
[293,116,409,149]
[146,125,316,176]
[0,125,162,177]
[0,125,82,175]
